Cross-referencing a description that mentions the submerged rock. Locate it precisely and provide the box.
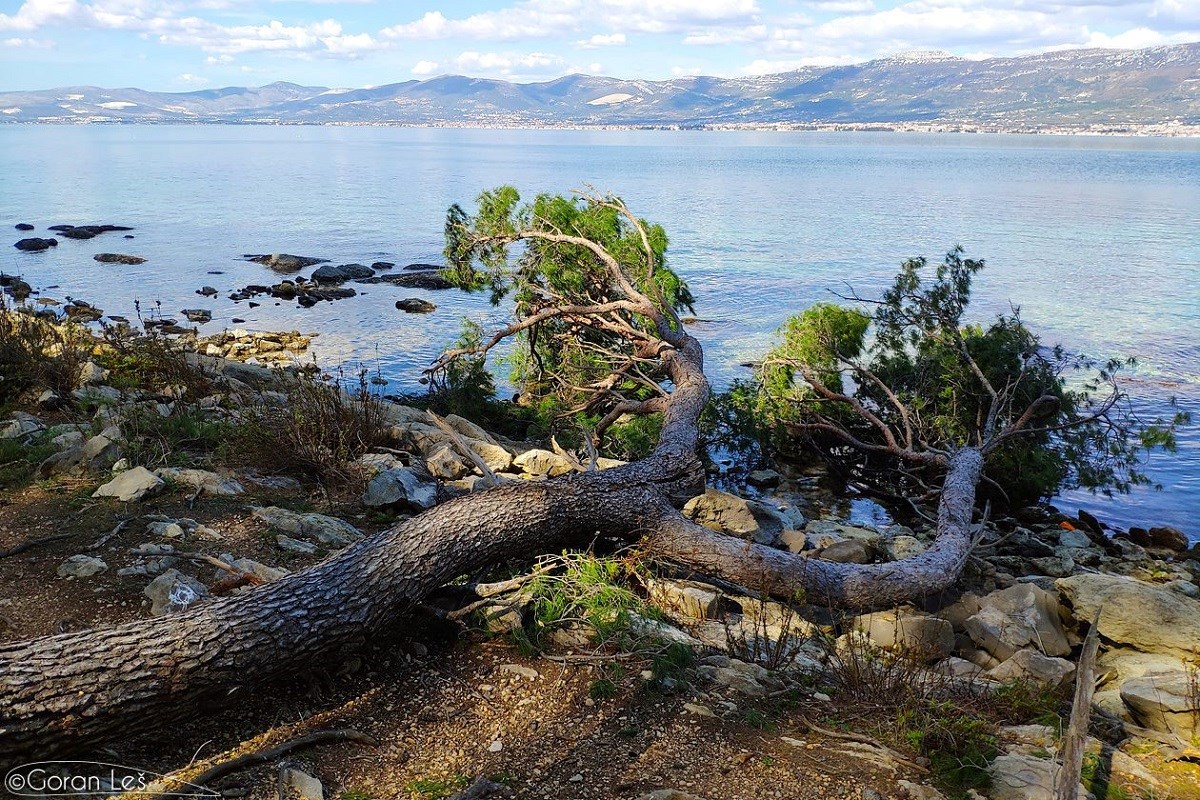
[246,253,328,273]
[14,237,57,251]
[359,272,453,290]
[93,253,146,265]
[180,309,212,323]
[396,298,436,313]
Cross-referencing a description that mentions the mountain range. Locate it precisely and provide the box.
[2,43,1198,129]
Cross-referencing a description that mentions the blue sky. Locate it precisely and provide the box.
[1,0,1197,91]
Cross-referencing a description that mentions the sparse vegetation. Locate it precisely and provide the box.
[225,369,390,487]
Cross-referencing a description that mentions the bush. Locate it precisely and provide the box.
[225,370,390,486]
[0,303,90,408]
[747,248,1188,508]
[120,406,231,469]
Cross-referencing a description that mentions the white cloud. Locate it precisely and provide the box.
[806,0,874,12]
[740,55,857,73]
[411,58,438,75]
[177,71,208,84]
[577,32,626,48]
[453,49,565,76]
[1083,26,1200,49]
[382,0,759,41]
[683,24,769,44]
[2,35,55,47]
[0,0,89,32]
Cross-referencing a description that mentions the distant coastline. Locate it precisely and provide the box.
[2,42,1197,134]
[3,119,1199,137]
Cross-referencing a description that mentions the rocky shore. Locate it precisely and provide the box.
[2,301,1198,798]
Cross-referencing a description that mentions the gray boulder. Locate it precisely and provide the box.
[1057,573,1200,658]
[1,412,43,439]
[963,584,1070,660]
[854,608,954,658]
[682,489,791,546]
[361,467,436,510]
[988,752,1081,800]
[819,539,871,563]
[57,555,108,578]
[1120,672,1200,737]
[252,506,363,547]
[155,467,245,497]
[144,569,208,616]
[988,649,1076,687]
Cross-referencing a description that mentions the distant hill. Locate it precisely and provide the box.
[2,43,1198,129]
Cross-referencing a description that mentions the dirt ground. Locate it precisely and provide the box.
[1,480,1198,800]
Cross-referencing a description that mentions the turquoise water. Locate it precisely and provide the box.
[1,126,1197,536]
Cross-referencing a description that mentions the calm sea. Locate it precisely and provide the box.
[1,126,1197,538]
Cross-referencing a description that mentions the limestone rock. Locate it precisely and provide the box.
[92,466,164,502]
[280,768,323,800]
[647,579,723,621]
[276,535,317,554]
[988,649,1076,687]
[465,439,514,472]
[513,448,575,477]
[1,411,43,439]
[252,506,363,547]
[144,569,208,616]
[227,557,289,583]
[154,467,244,496]
[806,519,882,545]
[887,535,927,561]
[988,753,1081,800]
[1120,672,1200,737]
[819,539,871,563]
[897,782,947,800]
[57,555,108,578]
[855,609,954,658]
[963,584,1070,660]
[780,529,807,553]
[76,360,109,387]
[361,467,437,510]
[1057,573,1200,658]
[425,444,471,480]
[682,489,791,546]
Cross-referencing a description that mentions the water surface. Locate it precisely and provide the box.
[1,126,1197,536]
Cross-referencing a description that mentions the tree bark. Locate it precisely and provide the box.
[0,336,984,760]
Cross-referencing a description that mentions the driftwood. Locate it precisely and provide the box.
[1055,610,1102,800]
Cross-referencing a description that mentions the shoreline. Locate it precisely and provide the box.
[3,119,1200,138]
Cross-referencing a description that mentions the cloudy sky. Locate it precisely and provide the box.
[1,0,1197,90]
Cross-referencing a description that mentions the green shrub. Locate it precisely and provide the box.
[121,406,231,468]
[0,435,59,490]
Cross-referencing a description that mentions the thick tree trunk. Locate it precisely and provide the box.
[0,338,984,760]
